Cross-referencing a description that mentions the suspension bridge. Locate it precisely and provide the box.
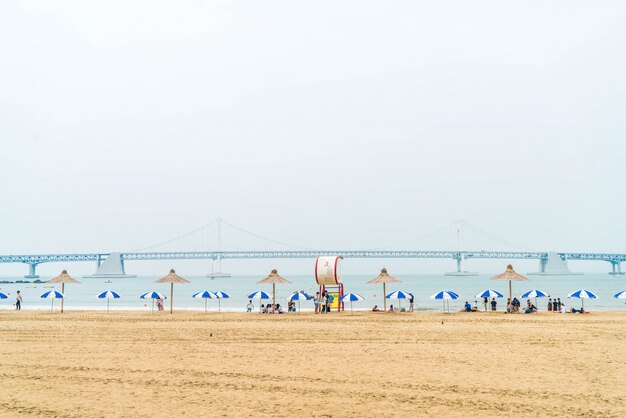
[1,219,624,277]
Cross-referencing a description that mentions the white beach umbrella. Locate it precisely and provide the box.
[567,289,598,310]
[248,290,271,300]
[192,291,218,313]
[287,291,311,313]
[97,290,120,313]
[614,290,626,299]
[475,289,504,298]
[40,290,65,312]
[339,293,365,315]
[430,290,459,313]
[386,290,411,312]
[249,290,271,312]
[140,291,166,313]
[520,289,549,311]
[212,291,230,313]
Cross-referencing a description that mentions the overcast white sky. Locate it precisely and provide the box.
[1,1,624,276]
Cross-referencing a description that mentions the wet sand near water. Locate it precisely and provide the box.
[0,311,625,417]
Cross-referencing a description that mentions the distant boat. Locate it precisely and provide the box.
[104,280,113,283]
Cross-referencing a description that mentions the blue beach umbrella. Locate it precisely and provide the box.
[192,291,218,313]
[430,290,459,313]
[0,292,8,299]
[40,290,65,312]
[431,290,460,300]
[521,289,549,311]
[339,293,364,315]
[249,290,271,312]
[386,290,411,312]
[212,291,230,313]
[614,290,626,299]
[567,289,598,310]
[97,290,120,313]
[287,292,311,301]
[287,291,311,313]
[140,291,166,313]
[248,290,271,300]
[475,289,504,299]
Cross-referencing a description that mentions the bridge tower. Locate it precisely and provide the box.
[208,218,231,278]
[445,226,478,276]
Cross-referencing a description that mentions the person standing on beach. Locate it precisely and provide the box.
[483,297,488,311]
[408,293,414,312]
[15,291,22,310]
[552,298,558,313]
[490,298,497,311]
[246,300,254,312]
[314,292,320,314]
[547,298,552,312]
[557,298,562,311]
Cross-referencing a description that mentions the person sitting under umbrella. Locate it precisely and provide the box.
[524,300,537,314]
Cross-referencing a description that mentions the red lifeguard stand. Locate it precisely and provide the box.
[315,256,344,312]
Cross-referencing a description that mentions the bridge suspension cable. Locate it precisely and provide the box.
[366,219,528,251]
[133,219,218,251]
[218,218,313,250]
[134,218,312,252]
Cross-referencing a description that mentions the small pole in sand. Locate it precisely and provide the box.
[170,282,173,314]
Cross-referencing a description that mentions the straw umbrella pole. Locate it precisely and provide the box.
[47,270,80,313]
[155,269,190,314]
[367,268,401,311]
[257,269,291,306]
[490,264,529,304]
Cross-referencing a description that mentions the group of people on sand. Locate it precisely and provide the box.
[259,303,284,314]
[463,295,586,314]
[313,291,333,314]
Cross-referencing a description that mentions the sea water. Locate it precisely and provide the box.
[0,273,624,312]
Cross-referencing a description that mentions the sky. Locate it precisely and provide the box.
[0,1,624,276]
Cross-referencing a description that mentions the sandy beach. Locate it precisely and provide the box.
[0,311,624,417]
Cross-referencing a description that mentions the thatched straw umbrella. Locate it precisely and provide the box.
[490,264,529,303]
[257,269,291,306]
[47,270,80,313]
[155,269,190,314]
[367,268,400,311]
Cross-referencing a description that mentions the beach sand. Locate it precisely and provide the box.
[0,310,624,417]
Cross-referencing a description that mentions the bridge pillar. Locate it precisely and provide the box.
[445,254,478,276]
[83,252,136,278]
[529,252,582,275]
[24,263,40,279]
[609,261,624,275]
